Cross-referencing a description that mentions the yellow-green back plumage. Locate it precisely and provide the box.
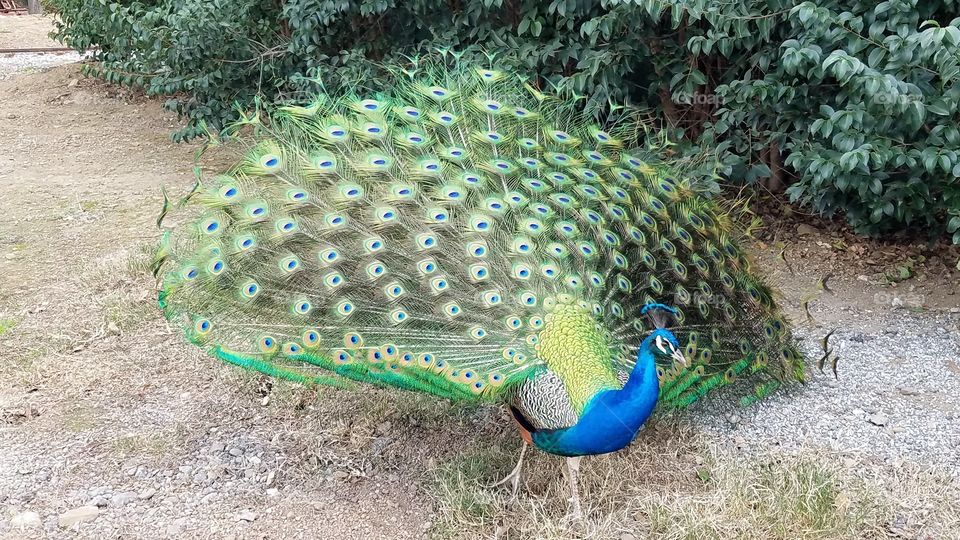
[156,57,803,410]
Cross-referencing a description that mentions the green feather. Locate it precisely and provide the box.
[157,59,804,408]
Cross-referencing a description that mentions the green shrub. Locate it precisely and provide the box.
[50,0,960,242]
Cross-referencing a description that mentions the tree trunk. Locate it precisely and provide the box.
[27,0,41,14]
[767,141,783,192]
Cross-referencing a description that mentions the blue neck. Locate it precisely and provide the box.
[622,334,659,399]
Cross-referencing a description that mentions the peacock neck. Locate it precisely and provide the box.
[619,335,660,405]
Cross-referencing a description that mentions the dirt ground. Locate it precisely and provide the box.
[1,15,960,540]
[0,13,59,48]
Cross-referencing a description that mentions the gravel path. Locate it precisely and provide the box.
[0,51,85,81]
[691,308,960,473]
[0,14,85,81]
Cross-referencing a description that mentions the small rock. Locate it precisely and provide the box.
[210,442,225,453]
[166,517,187,535]
[333,471,349,480]
[111,491,137,507]
[178,465,193,474]
[68,78,79,87]
[266,488,279,497]
[898,386,921,396]
[58,506,100,528]
[90,496,108,507]
[229,447,243,457]
[868,413,889,426]
[236,510,258,522]
[949,307,960,314]
[138,488,157,500]
[857,274,870,282]
[727,414,740,425]
[11,511,42,529]
[891,297,904,308]
[375,421,392,435]
[621,534,637,540]
[797,223,820,236]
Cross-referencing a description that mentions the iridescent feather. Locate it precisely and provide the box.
[157,59,804,416]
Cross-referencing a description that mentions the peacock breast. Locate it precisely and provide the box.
[530,384,659,457]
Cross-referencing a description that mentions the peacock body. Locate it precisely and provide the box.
[156,58,804,515]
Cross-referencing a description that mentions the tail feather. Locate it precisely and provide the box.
[157,56,804,408]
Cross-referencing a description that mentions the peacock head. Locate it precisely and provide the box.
[640,303,688,367]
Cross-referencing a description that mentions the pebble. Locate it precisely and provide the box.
[236,510,258,522]
[138,488,157,500]
[229,447,243,457]
[166,518,188,535]
[898,386,921,396]
[266,488,279,497]
[58,505,100,528]
[111,491,138,507]
[10,511,42,529]
[868,413,889,426]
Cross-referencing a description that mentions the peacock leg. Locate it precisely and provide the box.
[488,441,527,498]
[564,456,583,521]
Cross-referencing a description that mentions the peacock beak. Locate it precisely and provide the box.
[672,348,689,368]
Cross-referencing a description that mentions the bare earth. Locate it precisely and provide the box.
[1,16,960,540]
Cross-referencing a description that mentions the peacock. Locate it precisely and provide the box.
[155,56,805,520]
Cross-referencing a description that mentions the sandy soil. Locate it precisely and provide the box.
[0,14,60,49]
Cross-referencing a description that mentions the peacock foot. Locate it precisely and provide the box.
[486,441,527,499]
[563,456,584,522]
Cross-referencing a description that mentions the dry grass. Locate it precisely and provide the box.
[427,425,960,540]
[112,430,183,457]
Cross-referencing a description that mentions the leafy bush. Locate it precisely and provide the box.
[50,0,960,242]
